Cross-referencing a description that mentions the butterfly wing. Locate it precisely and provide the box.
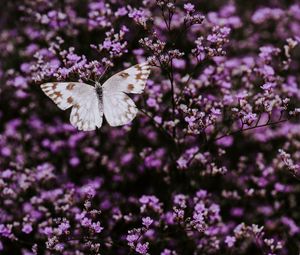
[69,91,103,131]
[102,62,151,126]
[102,62,151,94]
[40,82,103,131]
[103,92,138,126]
[41,82,93,110]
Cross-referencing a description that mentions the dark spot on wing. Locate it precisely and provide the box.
[67,83,75,90]
[127,84,134,91]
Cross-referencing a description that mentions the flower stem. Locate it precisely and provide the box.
[167,62,177,139]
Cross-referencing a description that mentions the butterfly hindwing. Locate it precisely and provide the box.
[70,94,103,131]
[102,62,151,94]
[41,82,103,131]
[103,92,138,126]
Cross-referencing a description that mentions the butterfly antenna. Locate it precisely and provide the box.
[97,64,110,83]
[85,72,97,85]
[85,77,94,84]
[96,74,101,84]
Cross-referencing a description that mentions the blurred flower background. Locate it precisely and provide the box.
[1,0,300,254]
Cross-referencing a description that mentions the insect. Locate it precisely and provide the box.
[40,62,151,131]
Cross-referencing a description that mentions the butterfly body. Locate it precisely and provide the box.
[95,82,103,97]
[40,62,151,131]
[95,82,103,114]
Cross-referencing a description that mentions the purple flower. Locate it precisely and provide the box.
[281,217,299,235]
[261,82,276,90]
[0,224,12,238]
[142,217,153,228]
[2,169,13,178]
[69,157,80,166]
[184,3,195,13]
[22,223,33,234]
[58,222,70,234]
[116,7,128,17]
[42,227,53,236]
[176,158,188,169]
[146,98,158,108]
[225,236,236,248]
[81,217,92,227]
[135,242,149,255]
[127,233,139,243]
[1,147,11,157]
[92,222,103,233]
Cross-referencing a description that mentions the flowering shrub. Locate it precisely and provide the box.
[1,0,300,254]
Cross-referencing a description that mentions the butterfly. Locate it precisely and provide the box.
[40,62,151,131]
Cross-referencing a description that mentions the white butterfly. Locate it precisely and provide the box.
[41,62,151,131]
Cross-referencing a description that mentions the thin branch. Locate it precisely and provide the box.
[175,57,210,105]
[159,6,171,31]
[157,5,176,139]
[139,108,177,150]
[213,118,288,142]
[187,118,288,166]
[167,62,177,139]
[254,113,262,126]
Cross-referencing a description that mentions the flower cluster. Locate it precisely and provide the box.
[1,0,300,254]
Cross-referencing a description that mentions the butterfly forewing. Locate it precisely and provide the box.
[41,82,103,131]
[102,62,151,94]
[41,82,91,110]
